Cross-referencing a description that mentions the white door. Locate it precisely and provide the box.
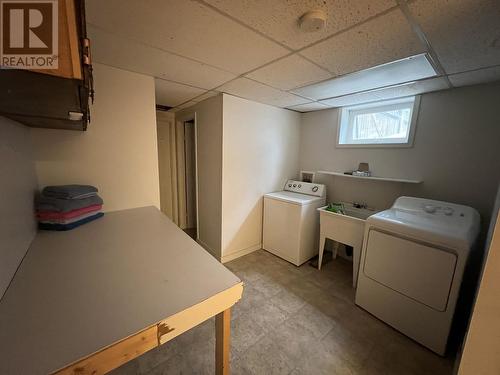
[156,112,178,223]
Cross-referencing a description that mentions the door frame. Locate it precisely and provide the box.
[176,113,199,239]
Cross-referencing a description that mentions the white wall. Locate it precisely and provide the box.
[459,186,500,375]
[30,63,160,212]
[177,95,223,259]
[221,94,301,261]
[0,117,38,299]
[300,82,500,231]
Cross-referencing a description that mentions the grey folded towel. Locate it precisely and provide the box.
[36,194,103,213]
[42,185,98,199]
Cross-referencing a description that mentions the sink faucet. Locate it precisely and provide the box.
[353,202,368,209]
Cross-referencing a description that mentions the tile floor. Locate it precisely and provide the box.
[112,250,454,375]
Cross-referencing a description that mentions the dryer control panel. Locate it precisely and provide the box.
[392,196,476,220]
[284,180,325,197]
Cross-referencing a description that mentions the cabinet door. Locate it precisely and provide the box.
[29,0,83,80]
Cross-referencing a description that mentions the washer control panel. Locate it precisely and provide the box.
[284,180,325,197]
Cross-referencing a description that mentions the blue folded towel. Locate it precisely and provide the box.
[38,212,104,231]
[42,185,98,199]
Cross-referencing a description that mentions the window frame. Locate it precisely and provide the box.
[336,95,421,148]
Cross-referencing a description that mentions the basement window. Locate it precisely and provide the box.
[337,96,420,147]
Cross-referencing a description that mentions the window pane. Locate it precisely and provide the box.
[338,97,417,146]
[351,107,411,141]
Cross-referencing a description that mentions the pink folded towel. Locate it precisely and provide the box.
[36,204,103,220]
[38,210,102,225]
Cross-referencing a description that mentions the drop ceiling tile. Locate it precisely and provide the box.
[408,0,500,74]
[191,91,220,102]
[287,102,329,112]
[448,66,500,87]
[202,0,396,50]
[300,8,425,76]
[85,0,288,75]
[155,79,205,107]
[88,26,235,90]
[319,77,449,107]
[246,54,332,90]
[218,78,309,107]
[169,100,199,112]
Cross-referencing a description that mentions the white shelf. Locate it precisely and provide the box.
[317,171,422,184]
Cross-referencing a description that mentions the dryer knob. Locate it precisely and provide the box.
[312,186,319,192]
[293,184,297,187]
[424,205,437,214]
[443,207,454,216]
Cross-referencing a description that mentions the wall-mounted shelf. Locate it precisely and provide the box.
[317,171,422,184]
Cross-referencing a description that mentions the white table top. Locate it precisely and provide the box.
[0,206,240,374]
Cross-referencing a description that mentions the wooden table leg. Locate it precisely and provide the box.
[216,308,231,375]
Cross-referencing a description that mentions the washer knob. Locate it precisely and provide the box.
[288,184,292,187]
[298,184,302,188]
[293,184,297,188]
[312,186,319,192]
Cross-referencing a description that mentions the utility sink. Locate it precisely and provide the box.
[317,203,378,287]
[341,205,375,220]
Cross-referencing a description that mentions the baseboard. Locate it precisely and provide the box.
[221,244,261,263]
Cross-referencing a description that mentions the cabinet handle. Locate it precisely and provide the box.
[82,38,92,66]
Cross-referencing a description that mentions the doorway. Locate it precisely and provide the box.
[183,120,197,239]
[156,112,198,240]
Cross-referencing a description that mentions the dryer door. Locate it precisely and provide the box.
[363,230,457,311]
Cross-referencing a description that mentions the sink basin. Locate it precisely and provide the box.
[317,203,379,287]
[343,205,377,220]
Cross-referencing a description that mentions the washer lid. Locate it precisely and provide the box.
[264,191,325,206]
[367,196,480,251]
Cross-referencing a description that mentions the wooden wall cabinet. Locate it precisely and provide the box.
[0,0,93,131]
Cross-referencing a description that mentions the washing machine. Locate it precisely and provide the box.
[355,196,480,355]
[263,180,326,266]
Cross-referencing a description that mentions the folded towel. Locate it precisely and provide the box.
[42,185,98,200]
[36,204,103,220]
[38,210,102,225]
[38,212,104,231]
[36,194,103,213]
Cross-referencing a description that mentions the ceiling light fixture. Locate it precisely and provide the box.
[293,54,439,100]
[318,77,449,108]
[299,10,327,32]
